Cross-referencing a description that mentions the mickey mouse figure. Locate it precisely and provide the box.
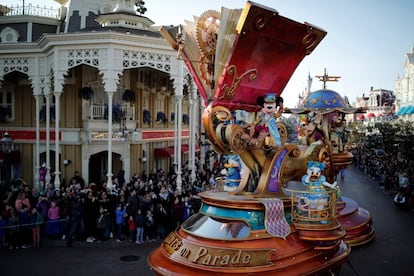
[241,93,284,148]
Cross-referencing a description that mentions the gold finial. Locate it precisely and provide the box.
[315,68,340,89]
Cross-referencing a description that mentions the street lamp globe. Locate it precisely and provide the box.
[1,132,13,153]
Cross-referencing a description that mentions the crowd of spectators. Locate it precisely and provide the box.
[0,156,224,250]
[351,145,414,210]
[1,141,413,250]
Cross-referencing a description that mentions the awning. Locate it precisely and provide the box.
[367,112,375,118]
[397,106,409,115]
[181,144,189,154]
[356,114,365,120]
[154,147,174,158]
[181,144,201,154]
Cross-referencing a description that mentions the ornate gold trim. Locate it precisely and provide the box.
[219,65,257,101]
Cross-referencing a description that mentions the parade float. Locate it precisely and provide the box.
[148,1,373,275]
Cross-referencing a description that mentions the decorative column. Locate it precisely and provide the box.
[173,97,178,167]
[53,90,62,190]
[45,92,51,188]
[101,46,122,192]
[175,92,183,191]
[172,61,185,192]
[34,93,41,191]
[189,83,198,183]
[106,90,115,191]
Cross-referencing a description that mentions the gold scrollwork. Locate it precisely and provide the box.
[302,26,320,54]
[255,16,266,30]
[220,65,257,100]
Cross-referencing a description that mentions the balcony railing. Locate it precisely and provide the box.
[89,104,135,121]
[0,4,60,18]
[91,104,106,120]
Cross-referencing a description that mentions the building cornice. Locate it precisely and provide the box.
[0,30,173,55]
[0,15,61,25]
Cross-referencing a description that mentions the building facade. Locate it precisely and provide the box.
[354,87,395,121]
[0,0,203,192]
[395,47,414,121]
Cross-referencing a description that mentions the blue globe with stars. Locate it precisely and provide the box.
[303,89,347,109]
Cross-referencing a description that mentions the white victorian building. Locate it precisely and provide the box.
[0,0,203,192]
[395,47,414,121]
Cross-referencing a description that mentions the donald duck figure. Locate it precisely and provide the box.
[222,156,242,192]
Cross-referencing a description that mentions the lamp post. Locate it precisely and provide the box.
[1,132,13,185]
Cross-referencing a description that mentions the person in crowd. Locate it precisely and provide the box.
[95,206,106,242]
[131,173,139,184]
[154,203,168,240]
[84,191,99,243]
[127,215,136,243]
[7,209,20,250]
[145,208,155,242]
[135,208,145,244]
[45,183,56,199]
[172,196,183,229]
[98,191,113,240]
[30,207,43,247]
[14,191,30,213]
[0,214,7,250]
[28,187,40,209]
[117,170,126,187]
[126,189,139,221]
[66,193,84,247]
[115,203,127,242]
[70,171,85,189]
[39,162,47,192]
[182,194,193,222]
[44,200,62,239]
[15,191,31,248]
[36,194,49,223]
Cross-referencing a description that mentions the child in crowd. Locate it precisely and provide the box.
[96,206,106,242]
[31,207,43,247]
[115,203,126,242]
[145,209,155,242]
[127,215,136,243]
[44,200,62,239]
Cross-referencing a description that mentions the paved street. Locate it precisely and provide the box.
[339,165,414,276]
[1,165,413,276]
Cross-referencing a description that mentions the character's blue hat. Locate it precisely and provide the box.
[264,93,276,103]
